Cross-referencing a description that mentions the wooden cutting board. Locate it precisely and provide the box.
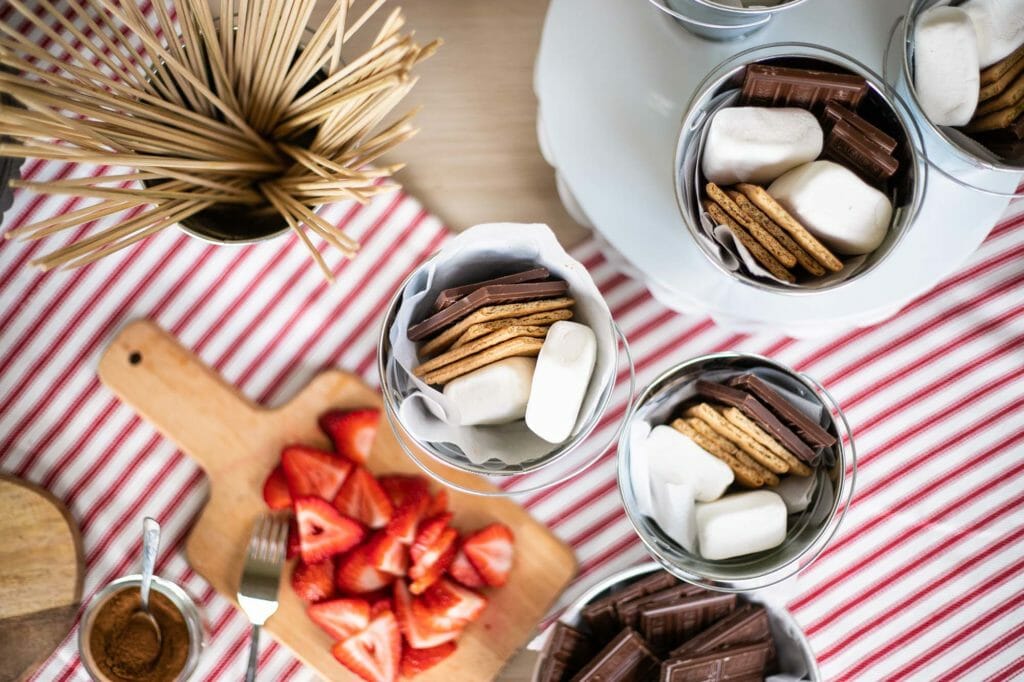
[0,475,84,682]
[98,320,577,680]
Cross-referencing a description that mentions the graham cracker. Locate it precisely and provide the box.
[420,336,544,386]
[417,297,574,358]
[671,417,777,488]
[982,43,1024,86]
[721,407,812,477]
[727,189,826,277]
[704,200,795,283]
[685,403,790,475]
[413,325,550,377]
[707,182,796,268]
[450,309,572,349]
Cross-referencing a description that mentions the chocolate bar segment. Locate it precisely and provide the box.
[638,593,736,654]
[694,380,819,465]
[432,267,550,311]
[825,119,900,185]
[615,583,706,630]
[741,64,868,112]
[660,641,772,682]
[580,571,680,640]
[669,605,770,658]
[408,280,569,341]
[569,628,659,682]
[725,374,836,449]
[538,622,594,681]
[823,103,897,153]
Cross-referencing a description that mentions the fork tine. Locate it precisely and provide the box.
[273,516,288,564]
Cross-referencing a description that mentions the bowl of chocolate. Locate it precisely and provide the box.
[675,43,927,293]
[79,575,203,682]
[533,562,820,681]
[617,352,855,592]
[901,0,1024,182]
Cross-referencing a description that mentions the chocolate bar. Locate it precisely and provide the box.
[740,64,869,112]
[432,267,550,311]
[407,280,569,341]
[569,629,659,682]
[823,103,897,153]
[660,641,772,682]
[537,622,594,681]
[615,583,706,630]
[669,605,770,658]
[638,593,736,653]
[725,374,837,449]
[694,380,819,464]
[825,119,899,185]
[580,571,679,640]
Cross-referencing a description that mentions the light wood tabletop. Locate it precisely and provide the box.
[318,0,591,247]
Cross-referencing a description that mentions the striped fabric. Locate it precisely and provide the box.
[3,2,1024,681]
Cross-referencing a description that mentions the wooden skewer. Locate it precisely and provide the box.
[259,183,335,281]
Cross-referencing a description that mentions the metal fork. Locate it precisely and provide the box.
[237,513,288,682]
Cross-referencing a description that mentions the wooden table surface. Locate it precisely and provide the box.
[317,0,590,247]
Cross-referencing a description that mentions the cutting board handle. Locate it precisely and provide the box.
[98,320,261,472]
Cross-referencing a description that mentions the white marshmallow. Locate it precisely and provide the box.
[651,481,698,553]
[773,473,818,514]
[695,490,788,561]
[913,7,981,126]
[701,107,823,186]
[639,426,734,502]
[962,0,1024,68]
[525,321,597,443]
[768,160,893,255]
[443,357,535,426]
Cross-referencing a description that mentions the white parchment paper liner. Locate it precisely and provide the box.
[386,223,615,466]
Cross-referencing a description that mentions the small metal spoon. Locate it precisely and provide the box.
[135,517,163,647]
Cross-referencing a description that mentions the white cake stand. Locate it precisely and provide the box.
[534,0,1022,337]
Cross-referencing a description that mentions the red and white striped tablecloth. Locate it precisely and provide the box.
[4,3,1024,681]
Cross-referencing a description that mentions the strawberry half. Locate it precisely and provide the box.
[282,445,352,502]
[286,517,300,560]
[378,475,430,508]
[410,513,453,564]
[416,578,488,631]
[291,558,336,603]
[367,530,408,576]
[462,523,514,587]
[295,497,365,564]
[334,467,394,529]
[331,607,401,682]
[400,641,456,677]
[320,408,381,464]
[336,543,397,594]
[384,489,428,546]
[447,544,485,589]
[409,528,456,595]
[308,598,370,641]
[393,581,461,650]
[262,465,292,510]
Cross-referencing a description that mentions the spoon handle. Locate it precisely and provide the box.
[140,517,161,610]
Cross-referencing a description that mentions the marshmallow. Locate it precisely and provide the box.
[913,7,981,126]
[442,356,536,426]
[962,0,1024,68]
[701,107,823,186]
[695,490,788,561]
[640,426,734,502]
[768,160,893,255]
[651,481,698,553]
[525,321,597,443]
[773,473,818,514]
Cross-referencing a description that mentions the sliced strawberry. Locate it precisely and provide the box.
[409,528,456,595]
[308,598,370,640]
[400,641,456,677]
[295,497,365,564]
[447,544,485,588]
[286,518,300,560]
[332,608,400,682]
[378,475,430,508]
[320,408,381,464]
[384,488,428,546]
[425,488,448,517]
[393,581,461,650]
[462,523,514,587]
[282,445,352,501]
[369,598,393,618]
[416,578,487,630]
[262,465,293,510]
[334,467,394,529]
[367,530,408,576]
[291,558,336,603]
[337,543,397,594]
[410,513,453,564]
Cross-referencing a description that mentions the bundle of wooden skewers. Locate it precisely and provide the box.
[0,0,439,277]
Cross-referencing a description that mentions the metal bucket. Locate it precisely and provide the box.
[889,0,1024,197]
[647,0,812,41]
[616,352,855,592]
[675,43,927,294]
[531,561,822,680]
[78,575,205,681]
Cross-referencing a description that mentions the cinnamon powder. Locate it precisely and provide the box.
[89,587,190,682]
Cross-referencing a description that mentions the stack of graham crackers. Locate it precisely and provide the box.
[967,43,1024,161]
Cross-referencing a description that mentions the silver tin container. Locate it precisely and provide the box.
[531,561,822,680]
[893,0,1024,196]
[376,259,635,497]
[675,43,927,294]
[617,352,855,592]
[78,575,205,681]
[647,0,812,42]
